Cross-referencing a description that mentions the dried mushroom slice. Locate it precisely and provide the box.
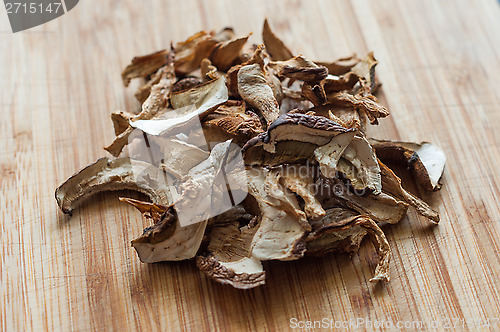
[202,100,263,144]
[173,30,218,75]
[246,167,307,261]
[237,63,281,125]
[329,91,389,125]
[316,54,360,76]
[317,177,409,224]
[196,222,266,289]
[130,204,208,262]
[262,19,293,61]
[370,138,446,191]
[268,56,328,82]
[55,157,172,214]
[243,113,354,161]
[275,165,326,221]
[131,77,229,136]
[106,55,176,157]
[121,49,169,87]
[306,213,391,282]
[158,138,209,178]
[210,35,250,71]
[378,160,439,223]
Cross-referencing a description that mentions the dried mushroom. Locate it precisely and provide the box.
[56,21,446,289]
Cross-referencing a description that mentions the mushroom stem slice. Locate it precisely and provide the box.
[55,157,172,214]
[237,63,281,125]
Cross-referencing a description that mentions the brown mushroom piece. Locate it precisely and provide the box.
[243,112,355,165]
[369,138,446,191]
[121,49,170,87]
[262,19,293,61]
[306,211,391,282]
[268,56,328,82]
[55,157,173,214]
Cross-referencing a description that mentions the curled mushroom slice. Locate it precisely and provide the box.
[370,138,446,191]
[378,160,440,223]
[262,19,293,61]
[316,54,360,76]
[243,113,354,160]
[121,49,169,87]
[237,63,281,125]
[55,157,173,214]
[130,204,208,262]
[130,77,229,136]
[210,35,250,71]
[173,30,218,75]
[350,52,378,95]
[306,213,391,282]
[317,176,408,224]
[196,222,266,289]
[269,56,328,82]
[329,90,389,125]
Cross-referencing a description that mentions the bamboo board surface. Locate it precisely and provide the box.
[2,0,500,331]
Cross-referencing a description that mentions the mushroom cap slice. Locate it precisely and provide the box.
[243,113,355,165]
[121,49,169,87]
[370,138,446,191]
[196,222,266,289]
[55,157,173,214]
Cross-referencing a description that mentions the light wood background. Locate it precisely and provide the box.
[2,0,500,331]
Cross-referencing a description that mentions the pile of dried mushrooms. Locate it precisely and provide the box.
[55,21,446,289]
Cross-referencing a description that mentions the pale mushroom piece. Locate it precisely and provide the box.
[130,140,242,262]
[370,138,446,191]
[196,222,265,289]
[158,138,209,178]
[131,77,229,136]
[350,52,378,95]
[106,55,176,157]
[237,63,281,125]
[246,167,307,261]
[262,19,293,61]
[121,49,169,87]
[55,157,173,214]
[268,56,328,82]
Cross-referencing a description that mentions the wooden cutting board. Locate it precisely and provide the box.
[2,0,500,330]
